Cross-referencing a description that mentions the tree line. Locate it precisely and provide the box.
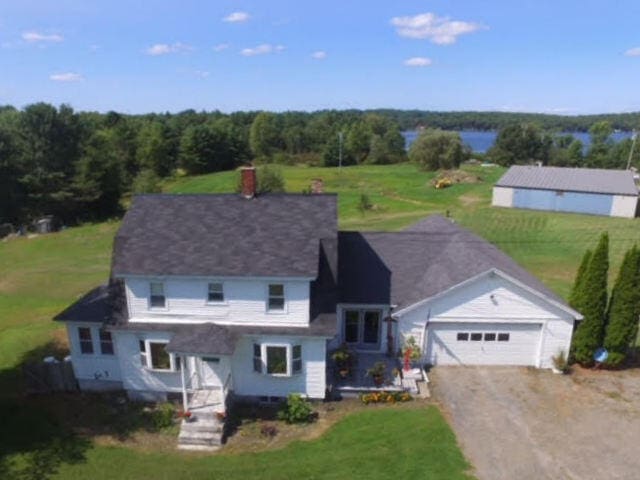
[406,121,639,171]
[0,104,406,225]
[570,233,640,367]
[372,109,640,132]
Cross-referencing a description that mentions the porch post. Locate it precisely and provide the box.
[180,355,188,412]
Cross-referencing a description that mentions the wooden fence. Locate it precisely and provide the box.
[22,360,78,394]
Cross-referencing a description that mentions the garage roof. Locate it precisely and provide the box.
[338,215,571,312]
[496,166,638,196]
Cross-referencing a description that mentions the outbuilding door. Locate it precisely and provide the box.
[425,322,542,366]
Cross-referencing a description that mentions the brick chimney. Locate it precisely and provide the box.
[240,166,257,199]
[311,178,324,194]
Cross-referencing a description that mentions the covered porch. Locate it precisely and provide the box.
[328,352,417,395]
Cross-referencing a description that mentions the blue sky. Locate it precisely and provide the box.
[1,0,640,114]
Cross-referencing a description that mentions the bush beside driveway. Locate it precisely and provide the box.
[431,366,640,480]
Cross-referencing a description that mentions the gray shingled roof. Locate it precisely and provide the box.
[338,215,569,310]
[112,193,337,278]
[54,285,111,323]
[496,165,638,196]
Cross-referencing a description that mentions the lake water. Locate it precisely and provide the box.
[402,130,633,154]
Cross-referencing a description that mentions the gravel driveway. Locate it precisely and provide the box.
[431,366,640,480]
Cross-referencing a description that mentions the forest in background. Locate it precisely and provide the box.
[0,103,638,226]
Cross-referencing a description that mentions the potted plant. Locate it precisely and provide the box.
[400,336,422,371]
[177,410,194,422]
[551,349,570,374]
[331,344,352,378]
[366,361,387,387]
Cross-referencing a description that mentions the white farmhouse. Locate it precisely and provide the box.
[56,167,582,448]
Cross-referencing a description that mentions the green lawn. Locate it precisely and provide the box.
[1,162,638,478]
[51,406,472,480]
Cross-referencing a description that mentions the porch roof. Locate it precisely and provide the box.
[165,323,238,356]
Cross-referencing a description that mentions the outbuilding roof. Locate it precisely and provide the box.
[338,215,569,311]
[495,165,638,196]
[112,193,337,278]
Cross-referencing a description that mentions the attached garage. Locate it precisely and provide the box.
[425,322,542,366]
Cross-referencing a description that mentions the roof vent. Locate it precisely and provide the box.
[240,166,257,199]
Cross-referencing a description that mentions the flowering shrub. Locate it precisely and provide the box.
[360,391,413,405]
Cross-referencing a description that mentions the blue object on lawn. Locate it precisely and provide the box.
[594,348,608,363]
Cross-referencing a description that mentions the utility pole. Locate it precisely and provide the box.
[626,130,637,170]
[338,131,344,170]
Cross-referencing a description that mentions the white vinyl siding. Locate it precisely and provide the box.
[124,277,310,326]
[397,273,575,369]
[232,336,326,399]
[65,323,122,383]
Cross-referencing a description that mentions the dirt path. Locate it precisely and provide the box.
[431,366,640,480]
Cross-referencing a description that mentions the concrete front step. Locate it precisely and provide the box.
[178,443,220,452]
[181,418,223,434]
[178,429,222,446]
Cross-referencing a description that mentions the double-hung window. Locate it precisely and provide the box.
[253,343,302,376]
[139,340,177,371]
[78,327,93,354]
[267,284,285,312]
[207,282,224,303]
[149,282,166,309]
[99,329,114,355]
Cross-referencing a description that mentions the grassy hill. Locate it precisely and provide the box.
[1,162,637,478]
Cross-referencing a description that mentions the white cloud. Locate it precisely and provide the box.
[391,13,485,45]
[50,72,83,82]
[223,11,250,23]
[145,42,192,56]
[625,47,640,57]
[240,43,285,56]
[403,56,432,67]
[213,43,230,52]
[22,31,63,43]
[311,50,327,60]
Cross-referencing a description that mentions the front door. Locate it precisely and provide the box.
[344,309,382,350]
[199,357,223,388]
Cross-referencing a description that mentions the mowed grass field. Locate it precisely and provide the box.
[1,162,638,478]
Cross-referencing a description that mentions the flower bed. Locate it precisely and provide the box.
[360,391,413,405]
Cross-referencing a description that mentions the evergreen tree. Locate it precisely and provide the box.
[569,249,592,312]
[571,233,610,365]
[604,246,640,366]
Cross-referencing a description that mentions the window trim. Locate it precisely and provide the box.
[206,282,226,305]
[253,343,302,377]
[266,284,286,313]
[148,282,167,310]
[78,327,94,355]
[139,339,179,372]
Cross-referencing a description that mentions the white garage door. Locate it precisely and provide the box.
[425,322,542,366]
